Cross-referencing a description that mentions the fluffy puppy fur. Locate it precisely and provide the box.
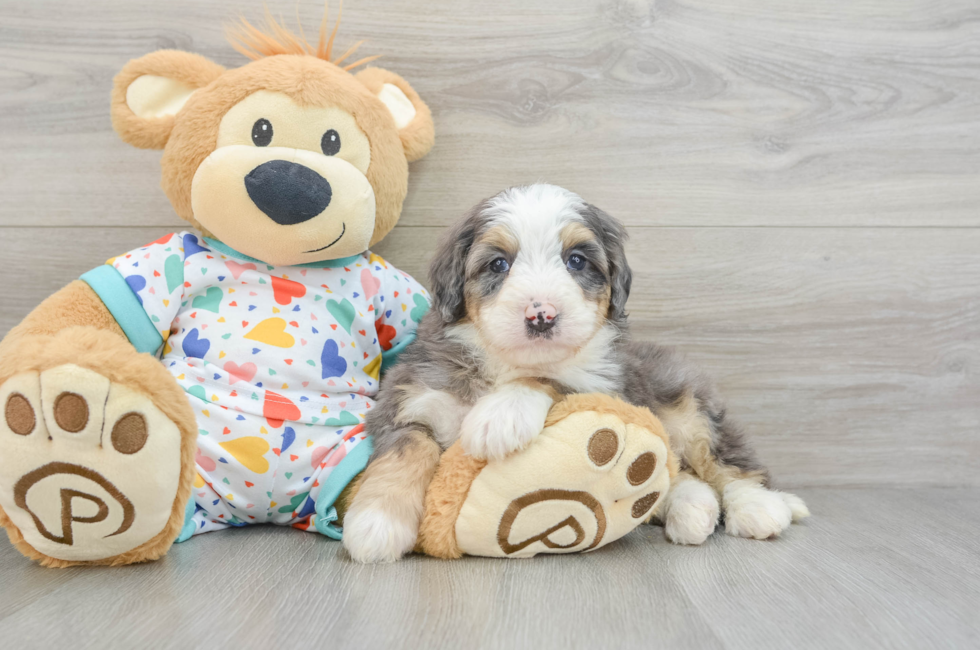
[343,184,809,563]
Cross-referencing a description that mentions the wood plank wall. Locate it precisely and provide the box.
[1,0,977,486]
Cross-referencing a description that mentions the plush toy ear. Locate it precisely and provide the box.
[355,67,435,162]
[111,50,225,150]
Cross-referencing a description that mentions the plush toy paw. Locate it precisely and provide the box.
[722,479,810,540]
[418,394,678,559]
[0,362,191,566]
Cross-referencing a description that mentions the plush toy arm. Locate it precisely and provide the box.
[0,281,125,352]
[418,394,678,559]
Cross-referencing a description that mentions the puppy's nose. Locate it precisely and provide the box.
[245,160,332,225]
[525,302,558,333]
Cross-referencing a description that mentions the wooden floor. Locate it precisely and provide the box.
[1,488,978,650]
[0,0,978,648]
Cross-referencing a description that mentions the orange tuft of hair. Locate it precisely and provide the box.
[226,1,382,71]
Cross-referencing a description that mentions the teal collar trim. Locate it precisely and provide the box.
[203,238,364,269]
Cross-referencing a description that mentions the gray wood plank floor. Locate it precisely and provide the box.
[1,488,977,650]
[0,1,977,648]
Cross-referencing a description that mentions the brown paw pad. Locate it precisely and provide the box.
[627,452,657,486]
[111,413,149,455]
[587,428,619,466]
[632,491,661,519]
[53,392,89,433]
[5,393,36,436]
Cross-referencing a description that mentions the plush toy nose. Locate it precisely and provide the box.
[525,302,558,333]
[245,160,332,225]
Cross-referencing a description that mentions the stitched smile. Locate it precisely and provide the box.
[304,223,346,253]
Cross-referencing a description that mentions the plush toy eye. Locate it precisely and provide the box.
[321,129,341,156]
[566,254,587,271]
[489,257,510,273]
[251,119,273,147]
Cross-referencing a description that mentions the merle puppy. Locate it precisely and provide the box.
[343,184,808,563]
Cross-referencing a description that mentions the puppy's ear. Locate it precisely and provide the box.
[112,50,225,150]
[582,204,633,321]
[428,203,487,323]
[356,67,435,163]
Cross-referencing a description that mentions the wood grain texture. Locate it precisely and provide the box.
[1,488,978,650]
[0,226,976,487]
[0,3,978,483]
[1,0,979,228]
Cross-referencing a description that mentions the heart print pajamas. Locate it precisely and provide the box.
[80,232,429,540]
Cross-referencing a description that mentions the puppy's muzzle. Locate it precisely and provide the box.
[525,302,558,335]
[245,160,332,225]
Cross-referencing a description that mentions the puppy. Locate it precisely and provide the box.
[343,184,809,563]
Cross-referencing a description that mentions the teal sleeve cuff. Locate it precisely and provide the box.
[175,494,198,543]
[80,265,164,355]
[313,437,374,540]
[380,332,416,374]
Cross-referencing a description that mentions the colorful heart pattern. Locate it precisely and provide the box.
[272,276,306,305]
[361,268,381,299]
[320,340,347,379]
[224,361,257,384]
[106,231,430,536]
[245,318,295,348]
[326,298,356,334]
[263,390,301,428]
[225,260,257,280]
[182,328,210,359]
[218,437,270,474]
[192,286,223,313]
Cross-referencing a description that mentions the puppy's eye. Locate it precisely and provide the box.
[489,257,510,273]
[251,119,273,147]
[566,254,587,271]
[321,129,341,155]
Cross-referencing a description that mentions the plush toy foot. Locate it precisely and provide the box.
[418,394,678,559]
[0,330,197,567]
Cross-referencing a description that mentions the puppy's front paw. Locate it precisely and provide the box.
[343,505,417,564]
[460,385,553,461]
[723,480,808,540]
[663,479,720,545]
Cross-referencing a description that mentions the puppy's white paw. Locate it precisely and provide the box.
[342,505,417,564]
[663,479,720,545]
[723,480,803,539]
[782,491,811,522]
[460,385,553,461]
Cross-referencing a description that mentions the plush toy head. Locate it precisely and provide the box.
[110,11,434,266]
